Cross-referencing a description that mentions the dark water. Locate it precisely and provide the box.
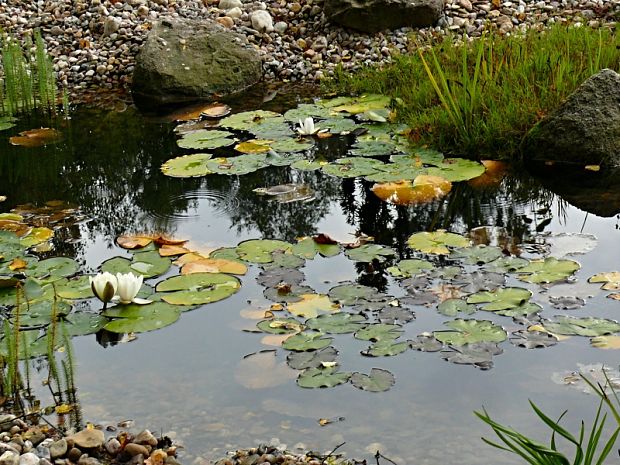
[2,98,620,465]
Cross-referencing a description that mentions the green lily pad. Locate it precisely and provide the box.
[392,148,445,166]
[467,287,532,311]
[209,247,241,261]
[516,257,580,284]
[0,329,45,359]
[205,153,270,176]
[263,284,315,303]
[102,251,171,279]
[257,317,303,334]
[0,116,17,132]
[256,267,304,287]
[283,103,335,122]
[320,118,358,134]
[236,239,292,264]
[328,283,381,306]
[161,153,213,178]
[20,227,53,248]
[267,251,306,269]
[409,334,443,352]
[434,319,507,346]
[407,230,471,255]
[350,368,395,392]
[287,294,339,319]
[56,275,94,300]
[376,307,415,324]
[361,340,409,357]
[425,158,485,182]
[493,301,543,317]
[64,312,109,336]
[483,256,530,273]
[292,237,340,259]
[12,299,71,327]
[510,330,558,349]
[176,129,235,150]
[345,244,395,263]
[354,323,403,342]
[286,346,339,370]
[220,110,284,131]
[322,157,385,178]
[290,159,325,171]
[305,313,367,334]
[350,140,401,157]
[282,331,333,351]
[264,151,307,167]
[453,270,505,293]
[329,94,391,114]
[297,367,351,389]
[269,138,314,154]
[440,342,502,370]
[437,299,477,317]
[387,259,434,278]
[542,316,620,337]
[363,164,425,183]
[103,301,181,334]
[451,245,503,265]
[26,257,79,281]
[156,272,241,305]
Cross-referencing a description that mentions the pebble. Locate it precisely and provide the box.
[0,0,617,90]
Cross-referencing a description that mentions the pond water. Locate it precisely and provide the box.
[2,92,620,465]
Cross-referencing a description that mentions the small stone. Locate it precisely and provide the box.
[124,444,149,458]
[250,10,274,32]
[49,439,67,460]
[216,16,234,28]
[128,455,144,465]
[227,7,242,17]
[0,451,18,465]
[103,17,120,37]
[50,25,63,35]
[290,2,302,12]
[78,456,101,465]
[219,0,242,9]
[18,453,39,465]
[67,448,82,463]
[104,439,121,456]
[274,21,287,33]
[134,431,157,448]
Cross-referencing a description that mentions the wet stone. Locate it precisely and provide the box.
[67,429,104,449]
[49,439,67,460]
[0,451,18,465]
[67,448,82,463]
[133,431,157,448]
[18,453,39,465]
[124,444,149,458]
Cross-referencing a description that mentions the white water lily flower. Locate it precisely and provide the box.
[116,272,146,304]
[296,117,320,136]
[89,272,118,306]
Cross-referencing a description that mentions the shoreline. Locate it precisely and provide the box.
[0,0,617,98]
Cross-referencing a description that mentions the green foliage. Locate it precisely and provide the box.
[325,25,620,158]
[0,29,59,116]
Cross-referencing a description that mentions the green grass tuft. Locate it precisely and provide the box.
[324,24,620,159]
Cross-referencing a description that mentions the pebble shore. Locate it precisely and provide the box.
[0,0,618,93]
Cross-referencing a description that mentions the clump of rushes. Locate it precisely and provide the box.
[325,24,620,159]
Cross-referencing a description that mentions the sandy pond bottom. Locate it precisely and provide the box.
[2,99,620,465]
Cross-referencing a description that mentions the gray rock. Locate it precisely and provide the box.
[77,456,101,465]
[132,17,263,106]
[103,17,120,37]
[219,0,242,9]
[67,429,104,450]
[0,445,19,456]
[0,451,18,465]
[250,10,274,32]
[324,0,444,32]
[104,438,121,456]
[49,439,67,460]
[134,431,157,448]
[18,453,39,465]
[227,7,243,18]
[525,69,620,167]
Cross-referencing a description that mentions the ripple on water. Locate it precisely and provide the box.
[146,188,241,222]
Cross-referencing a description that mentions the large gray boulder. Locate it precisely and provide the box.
[324,0,443,32]
[524,69,620,167]
[132,18,263,106]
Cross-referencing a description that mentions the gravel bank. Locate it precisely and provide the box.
[0,0,618,93]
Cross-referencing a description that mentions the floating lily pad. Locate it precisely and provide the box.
[20,227,53,247]
[387,259,434,278]
[236,239,292,264]
[286,346,339,370]
[177,129,235,150]
[363,163,424,183]
[517,258,580,284]
[26,257,79,281]
[282,331,333,351]
[256,267,304,287]
[102,250,171,279]
[297,366,351,388]
[551,363,620,394]
[425,158,486,182]
[156,272,241,305]
[63,312,109,336]
[549,295,585,310]
[350,368,395,392]
[328,283,381,306]
[56,275,94,300]
[306,312,366,334]
[350,140,400,157]
[483,256,530,273]
[451,245,503,265]
[589,272,620,290]
[329,94,391,114]
[467,287,532,311]
[161,153,213,178]
[263,284,315,303]
[409,334,443,352]
[283,103,335,122]
[320,118,358,134]
[376,307,415,324]
[434,319,507,346]
[264,152,307,167]
[287,294,340,319]
[257,317,303,334]
[219,110,283,131]
[269,138,314,154]
[267,251,306,269]
[544,233,597,258]
[290,159,325,171]
[407,230,471,255]
[590,336,620,350]
[453,271,505,293]
[182,258,247,275]
[392,148,445,166]
[361,340,409,357]
[292,237,340,259]
[12,299,71,327]
[354,323,403,342]
[493,301,543,317]
[437,299,477,317]
[372,176,452,206]
[440,342,502,370]
[345,244,396,263]
[322,157,384,178]
[510,330,558,349]
[542,316,620,337]
[0,116,16,131]
[10,128,61,148]
[103,301,181,333]
[205,153,270,176]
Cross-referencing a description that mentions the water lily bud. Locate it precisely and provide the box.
[89,272,118,304]
[116,272,143,304]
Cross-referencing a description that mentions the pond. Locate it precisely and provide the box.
[1,91,620,465]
